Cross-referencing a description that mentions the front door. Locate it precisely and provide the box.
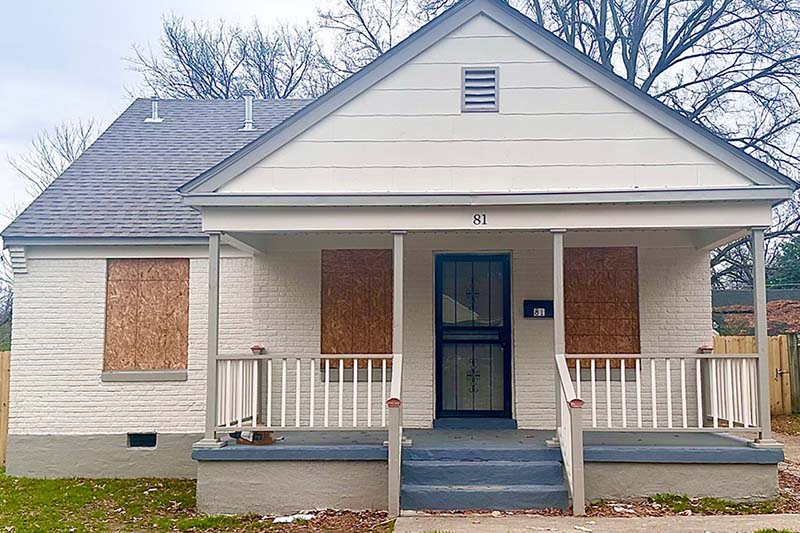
[435,254,512,418]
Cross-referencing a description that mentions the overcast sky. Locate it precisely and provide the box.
[0,0,318,231]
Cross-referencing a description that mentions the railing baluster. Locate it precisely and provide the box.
[367,359,373,428]
[665,358,673,428]
[226,360,232,427]
[740,358,750,427]
[237,360,244,426]
[339,358,344,428]
[711,359,718,428]
[309,359,316,428]
[590,359,597,428]
[295,358,301,428]
[725,358,734,427]
[605,358,612,428]
[650,358,657,428]
[621,359,627,428]
[635,358,642,428]
[252,360,258,427]
[324,359,330,427]
[353,358,359,428]
[281,358,287,428]
[267,359,273,428]
[382,359,387,427]
[680,358,687,428]
[576,358,581,399]
[696,358,703,428]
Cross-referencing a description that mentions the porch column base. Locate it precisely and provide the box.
[545,437,560,448]
[193,437,227,449]
[748,439,784,450]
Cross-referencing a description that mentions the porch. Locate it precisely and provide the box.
[193,224,781,516]
[193,428,782,514]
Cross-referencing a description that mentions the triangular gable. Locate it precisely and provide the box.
[179,0,794,196]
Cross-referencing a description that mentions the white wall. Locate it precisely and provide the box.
[221,14,753,194]
[8,254,253,435]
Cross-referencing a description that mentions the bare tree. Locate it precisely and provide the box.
[319,0,414,75]
[8,120,97,197]
[129,16,328,99]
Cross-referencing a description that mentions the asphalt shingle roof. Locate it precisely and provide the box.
[2,98,310,240]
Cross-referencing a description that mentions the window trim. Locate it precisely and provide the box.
[101,370,188,382]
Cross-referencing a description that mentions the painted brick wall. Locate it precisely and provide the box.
[8,239,712,434]
[8,256,253,435]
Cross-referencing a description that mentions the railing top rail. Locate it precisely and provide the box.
[563,353,759,360]
[555,353,581,407]
[389,353,403,401]
[217,353,395,361]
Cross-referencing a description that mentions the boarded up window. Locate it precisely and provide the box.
[565,247,640,358]
[321,250,392,367]
[104,259,189,370]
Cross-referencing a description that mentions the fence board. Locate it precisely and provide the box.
[0,351,9,465]
[714,335,793,416]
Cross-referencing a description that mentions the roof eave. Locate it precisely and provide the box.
[182,185,793,208]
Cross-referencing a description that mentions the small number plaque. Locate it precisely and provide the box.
[523,300,554,319]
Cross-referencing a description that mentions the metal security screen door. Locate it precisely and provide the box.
[435,254,512,418]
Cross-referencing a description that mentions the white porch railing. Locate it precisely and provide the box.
[564,353,761,432]
[555,353,585,516]
[214,354,397,432]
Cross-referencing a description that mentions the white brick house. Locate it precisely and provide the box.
[2,0,793,516]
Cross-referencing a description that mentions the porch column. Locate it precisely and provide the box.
[388,230,405,517]
[552,229,566,429]
[751,228,778,445]
[195,232,224,448]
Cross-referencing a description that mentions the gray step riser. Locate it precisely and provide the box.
[401,486,569,511]
[402,461,564,486]
[404,448,561,462]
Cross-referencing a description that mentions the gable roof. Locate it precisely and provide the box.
[179,0,796,196]
[2,98,310,241]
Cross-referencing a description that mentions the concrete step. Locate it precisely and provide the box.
[402,459,564,486]
[404,446,561,462]
[433,418,518,430]
[401,483,569,510]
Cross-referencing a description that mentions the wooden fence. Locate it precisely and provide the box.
[713,335,795,416]
[0,351,8,465]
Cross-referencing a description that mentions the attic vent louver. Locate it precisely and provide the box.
[462,67,499,113]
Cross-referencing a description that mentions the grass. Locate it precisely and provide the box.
[648,493,780,515]
[773,414,800,436]
[0,468,391,532]
[755,530,798,533]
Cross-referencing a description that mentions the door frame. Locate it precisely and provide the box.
[434,253,513,419]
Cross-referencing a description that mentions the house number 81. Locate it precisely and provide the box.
[473,214,487,226]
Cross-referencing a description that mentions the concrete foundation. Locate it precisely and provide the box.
[5,433,201,478]
[196,460,388,515]
[585,462,779,502]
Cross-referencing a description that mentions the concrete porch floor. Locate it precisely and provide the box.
[193,428,783,463]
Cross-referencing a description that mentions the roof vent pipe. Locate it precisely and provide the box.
[144,95,163,123]
[240,89,256,131]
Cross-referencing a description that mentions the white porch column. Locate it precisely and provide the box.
[195,232,225,448]
[751,227,779,446]
[552,229,566,430]
[388,230,406,517]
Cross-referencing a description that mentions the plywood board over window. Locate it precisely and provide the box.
[104,259,189,371]
[565,247,640,365]
[321,250,392,368]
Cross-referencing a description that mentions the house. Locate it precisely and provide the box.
[1,0,792,517]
